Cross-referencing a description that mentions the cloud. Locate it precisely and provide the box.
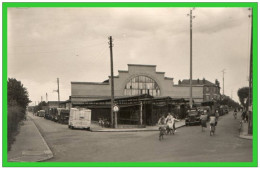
[7,7,250,103]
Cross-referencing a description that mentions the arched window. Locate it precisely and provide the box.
[124,75,160,96]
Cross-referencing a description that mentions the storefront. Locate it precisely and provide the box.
[73,94,188,127]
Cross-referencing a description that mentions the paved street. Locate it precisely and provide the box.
[30,112,252,162]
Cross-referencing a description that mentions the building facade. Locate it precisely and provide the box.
[178,79,221,103]
[70,64,220,106]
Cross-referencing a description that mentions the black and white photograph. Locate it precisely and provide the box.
[6,5,254,163]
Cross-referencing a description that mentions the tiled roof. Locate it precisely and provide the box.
[179,79,215,86]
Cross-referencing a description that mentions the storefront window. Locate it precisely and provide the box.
[124,75,160,96]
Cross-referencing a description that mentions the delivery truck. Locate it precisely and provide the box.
[57,108,70,124]
[68,108,91,130]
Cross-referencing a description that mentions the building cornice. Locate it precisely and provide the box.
[118,70,128,73]
[128,64,156,67]
[71,82,109,85]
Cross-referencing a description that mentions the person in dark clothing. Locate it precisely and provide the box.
[241,110,246,122]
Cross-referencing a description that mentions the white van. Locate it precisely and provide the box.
[68,108,91,129]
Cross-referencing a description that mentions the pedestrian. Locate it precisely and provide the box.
[245,111,249,123]
[215,110,219,126]
[172,114,180,132]
[241,110,246,122]
[200,112,207,131]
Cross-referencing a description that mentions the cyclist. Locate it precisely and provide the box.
[209,114,216,136]
[158,115,166,140]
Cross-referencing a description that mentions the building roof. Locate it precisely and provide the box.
[179,79,216,86]
[71,82,109,85]
[128,64,156,67]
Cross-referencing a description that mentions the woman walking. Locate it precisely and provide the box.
[200,111,208,132]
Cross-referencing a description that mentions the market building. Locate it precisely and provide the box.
[66,64,221,127]
[70,64,220,105]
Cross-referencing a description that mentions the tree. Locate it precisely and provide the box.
[237,87,249,107]
[8,78,31,151]
[34,101,48,113]
[8,78,31,109]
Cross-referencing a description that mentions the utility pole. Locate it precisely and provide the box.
[41,96,43,102]
[108,36,115,128]
[248,8,253,134]
[54,78,60,107]
[187,8,195,108]
[46,93,48,103]
[221,69,226,95]
[57,78,60,107]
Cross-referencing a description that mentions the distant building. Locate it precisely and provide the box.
[48,101,64,108]
[177,78,221,103]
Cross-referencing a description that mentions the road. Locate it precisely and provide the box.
[30,111,252,162]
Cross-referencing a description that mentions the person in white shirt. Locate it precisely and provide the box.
[209,114,216,135]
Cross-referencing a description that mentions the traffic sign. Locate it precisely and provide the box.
[113,105,119,112]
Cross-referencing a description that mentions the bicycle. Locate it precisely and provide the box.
[210,123,215,136]
[159,125,167,141]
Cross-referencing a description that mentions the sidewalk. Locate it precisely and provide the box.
[8,113,53,162]
[239,121,253,140]
[91,120,186,132]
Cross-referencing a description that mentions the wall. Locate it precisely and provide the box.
[71,64,204,103]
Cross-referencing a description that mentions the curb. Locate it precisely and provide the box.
[29,116,54,161]
[91,123,186,132]
[238,135,253,140]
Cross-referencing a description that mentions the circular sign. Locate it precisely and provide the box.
[113,105,119,112]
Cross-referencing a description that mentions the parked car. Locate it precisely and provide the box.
[185,109,201,126]
[49,108,58,122]
[37,110,45,117]
[68,108,91,130]
[219,106,225,116]
[57,108,70,124]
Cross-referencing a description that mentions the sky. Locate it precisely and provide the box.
[7,7,252,105]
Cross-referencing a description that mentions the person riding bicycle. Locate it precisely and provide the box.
[158,115,167,140]
[158,115,166,130]
[209,113,216,135]
[165,113,173,133]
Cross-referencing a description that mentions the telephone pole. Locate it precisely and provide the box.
[108,36,115,128]
[46,93,48,103]
[221,69,226,95]
[57,78,60,107]
[187,8,195,108]
[248,8,253,134]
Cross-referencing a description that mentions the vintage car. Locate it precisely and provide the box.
[185,109,201,126]
[37,110,45,117]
